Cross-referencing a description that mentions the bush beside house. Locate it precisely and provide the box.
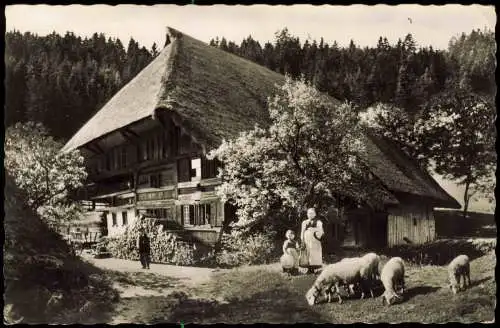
[100,216,280,268]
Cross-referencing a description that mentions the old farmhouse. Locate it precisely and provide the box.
[62,27,460,250]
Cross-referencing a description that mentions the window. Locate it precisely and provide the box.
[162,130,168,159]
[191,158,201,181]
[177,158,191,182]
[140,139,147,161]
[122,211,128,226]
[145,208,171,219]
[179,133,191,155]
[181,204,214,227]
[106,154,111,170]
[150,173,161,188]
[112,213,117,226]
[173,127,180,156]
[138,174,149,188]
[413,218,417,226]
[120,147,127,169]
[202,158,220,179]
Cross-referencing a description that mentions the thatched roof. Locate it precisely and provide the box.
[361,130,460,208]
[62,27,459,209]
[62,27,284,152]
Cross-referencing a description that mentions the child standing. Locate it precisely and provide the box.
[280,229,299,275]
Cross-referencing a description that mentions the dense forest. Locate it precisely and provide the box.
[4,28,495,141]
[209,28,495,110]
[5,31,157,140]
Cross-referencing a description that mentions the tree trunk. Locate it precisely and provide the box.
[462,181,471,235]
[462,181,471,219]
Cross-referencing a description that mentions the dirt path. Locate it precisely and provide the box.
[82,256,228,323]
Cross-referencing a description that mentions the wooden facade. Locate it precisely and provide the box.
[325,199,436,249]
[80,113,226,245]
[387,202,436,247]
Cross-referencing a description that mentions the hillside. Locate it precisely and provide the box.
[3,174,119,324]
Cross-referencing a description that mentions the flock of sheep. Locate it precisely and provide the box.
[305,253,471,306]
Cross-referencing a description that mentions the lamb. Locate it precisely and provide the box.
[305,258,365,305]
[448,254,471,294]
[380,257,405,306]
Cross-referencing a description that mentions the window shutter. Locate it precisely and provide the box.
[214,201,223,227]
[206,204,212,226]
[189,205,195,225]
[176,205,183,226]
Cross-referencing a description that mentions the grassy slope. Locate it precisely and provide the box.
[3,175,119,324]
[163,251,496,324]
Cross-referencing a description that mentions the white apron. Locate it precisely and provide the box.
[301,219,324,268]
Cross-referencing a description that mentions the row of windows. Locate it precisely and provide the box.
[178,157,220,182]
[139,203,219,227]
[146,208,172,219]
[90,126,197,174]
[138,128,177,162]
[181,204,214,226]
[108,203,221,229]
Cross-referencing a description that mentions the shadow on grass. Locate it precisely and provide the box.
[164,288,328,324]
[403,286,441,301]
[467,277,492,289]
[108,270,183,291]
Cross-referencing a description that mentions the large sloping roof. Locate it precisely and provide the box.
[62,27,459,209]
[62,27,285,152]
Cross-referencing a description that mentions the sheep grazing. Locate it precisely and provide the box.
[359,252,381,298]
[340,255,378,299]
[305,258,364,305]
[338,257,367,298]
[380,257,405,306]
[448,254,471,294]
[361,252,381,281]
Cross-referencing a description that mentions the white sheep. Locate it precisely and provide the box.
[305,258,364,305]
[448,254,471,294]
[360,252,381,281]
[340,255,378,299]
[380,257,405,306]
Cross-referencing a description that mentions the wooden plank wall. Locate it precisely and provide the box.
[387,202,436,247]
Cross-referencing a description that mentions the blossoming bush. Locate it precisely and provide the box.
[101,217,200,266]
[215,231,278,268]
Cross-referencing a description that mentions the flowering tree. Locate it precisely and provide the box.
[416,90,496,217]
[209,77,387,234]
[5,122,87,224]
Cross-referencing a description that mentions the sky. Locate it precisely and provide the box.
[5,4,496,50]
[5,4,496,213]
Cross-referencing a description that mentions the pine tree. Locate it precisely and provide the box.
[151,42,159,57]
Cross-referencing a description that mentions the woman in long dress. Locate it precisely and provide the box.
[300,208,324,274]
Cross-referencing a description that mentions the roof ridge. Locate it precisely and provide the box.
[154,28,181,111]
